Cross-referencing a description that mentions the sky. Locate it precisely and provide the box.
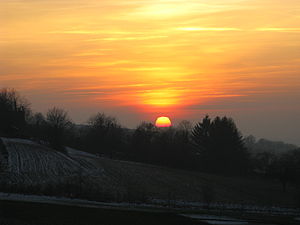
[1,0,300,145]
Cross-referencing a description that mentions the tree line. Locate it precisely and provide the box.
[0,88,299,190]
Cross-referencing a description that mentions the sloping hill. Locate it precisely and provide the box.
[0,137,298,207]
[0,138,102,181]
[3,138,83,175]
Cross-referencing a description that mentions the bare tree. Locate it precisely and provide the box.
[86,113,123,157]
[177,120,193,132]
[46,107,72,151]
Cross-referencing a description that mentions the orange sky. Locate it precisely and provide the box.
[1,0,300,144]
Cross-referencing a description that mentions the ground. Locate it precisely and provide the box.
[0,137,299,208]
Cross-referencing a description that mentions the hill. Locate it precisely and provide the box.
[245,136,298,155]
[0,137,298,208]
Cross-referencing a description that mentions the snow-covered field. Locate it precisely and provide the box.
[3,138,82,175]
[1,138,102,176]
[0,138,106,191]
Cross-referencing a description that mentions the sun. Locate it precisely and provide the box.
[155,116,172,127]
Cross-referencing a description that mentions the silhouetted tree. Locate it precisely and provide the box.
[45,107,72,151]
[131,122,157,162]
[86,113,123,157]
[153,126,196,169]
[274,149,300,192]
[174,122,196,169]
[130,121,197,168]
[26,112,47,141]
[191,115,211,170]
[177,120,193,133]
[152,127,176,165]
[0,88,30,137]
[252,151,277,175]
[192,115,249,175]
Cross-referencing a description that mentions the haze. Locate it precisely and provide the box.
[1,0,300,145]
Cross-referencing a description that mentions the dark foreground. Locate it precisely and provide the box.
[0,200,201,225]
[1,199,299,225]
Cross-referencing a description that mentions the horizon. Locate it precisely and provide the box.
[1,0,300,145]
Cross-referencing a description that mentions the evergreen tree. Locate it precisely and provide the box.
[192,115,249,175]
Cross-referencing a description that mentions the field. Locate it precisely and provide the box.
[0,137,299,208]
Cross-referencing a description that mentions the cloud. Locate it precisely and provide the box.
[98,35,168,41]
[48,30,98,34]
[256,28,300,32]
[176,27,242,31]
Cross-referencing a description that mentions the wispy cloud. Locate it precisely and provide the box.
[256,28,300,32]
[48,30,145,35]
[1,0,300,128]
[99,36,168,41]
[85,60,132,67]
[121,67,175,71]
[48,30,98,34]
[176,27,242,31]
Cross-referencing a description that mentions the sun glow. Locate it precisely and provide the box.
[155,116,172,128]
[1,0,300,129]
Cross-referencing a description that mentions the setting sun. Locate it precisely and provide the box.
[1,0,300,145]
[155,116,172,128]
[1,0,300,220]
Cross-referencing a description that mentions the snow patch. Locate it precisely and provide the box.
[202,221,248,225]
[181,214,248,225]
[0,192,159,210]
[152,199,300,216]
[66,147,98,158]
